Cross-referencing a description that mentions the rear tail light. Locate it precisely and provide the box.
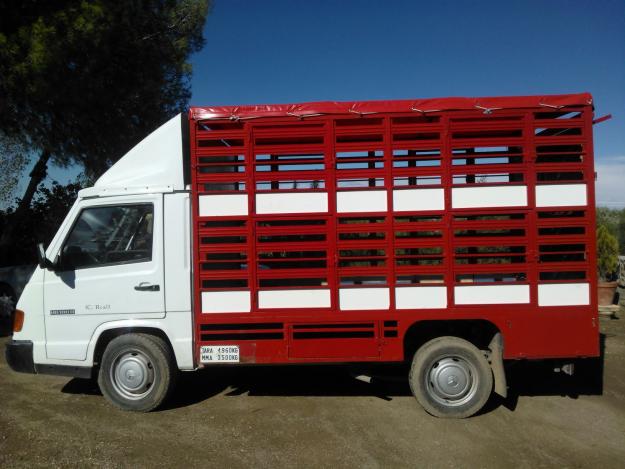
[13,309,24,332]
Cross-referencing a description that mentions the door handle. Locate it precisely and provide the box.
[134,282,160,292]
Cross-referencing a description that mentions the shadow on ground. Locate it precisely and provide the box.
[487,331,606,413]
[61,331,607,414]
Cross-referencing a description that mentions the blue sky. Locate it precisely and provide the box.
[36,0,625,207]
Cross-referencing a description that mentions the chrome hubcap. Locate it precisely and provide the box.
[111,350,155,400]
[426,356,478,406]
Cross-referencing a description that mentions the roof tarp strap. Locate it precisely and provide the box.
[190,93,593,121]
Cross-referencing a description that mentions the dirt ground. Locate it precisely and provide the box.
[1,313,624,469]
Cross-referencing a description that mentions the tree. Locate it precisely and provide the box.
[0,179,84,266]
[597,225,619,281]
[0,135,28,202]
[0,0,210,261]
[596,207,619,238]
[596,206,625,255]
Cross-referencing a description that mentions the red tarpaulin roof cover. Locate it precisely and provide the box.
[190,92,593,121]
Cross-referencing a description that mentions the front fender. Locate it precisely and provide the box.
[86,311,194,370]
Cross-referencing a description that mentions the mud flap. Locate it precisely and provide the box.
[488,332,507,398]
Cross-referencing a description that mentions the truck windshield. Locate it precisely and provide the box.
[60,204,153,270]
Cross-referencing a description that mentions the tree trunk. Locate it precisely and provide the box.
[0,149,50,265]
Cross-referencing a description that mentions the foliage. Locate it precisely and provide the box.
[596,224,619,281]
[0,0,210,188]
[596,207,625,255]
[0,135,28,202]
[0,180,83,266]
[596,207,619,239]
[0,0,210,263]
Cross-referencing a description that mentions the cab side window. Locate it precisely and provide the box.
[60,204,154,270]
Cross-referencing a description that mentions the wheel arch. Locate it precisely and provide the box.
[403,319,507,398]
[93,327,175,368]
[89,323,180,368]
[86,315,194,371]
[403,319,501,359]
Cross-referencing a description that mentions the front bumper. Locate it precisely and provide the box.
[5,340,36,374]
[5,340,92,378]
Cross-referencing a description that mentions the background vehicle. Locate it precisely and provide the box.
[6,93,599,418]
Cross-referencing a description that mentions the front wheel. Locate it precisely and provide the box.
[409,336,493,418]
[98,333,176,412]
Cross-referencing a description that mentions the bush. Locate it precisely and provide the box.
[597,225,619,281]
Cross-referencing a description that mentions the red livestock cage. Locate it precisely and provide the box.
[189,93,599,365]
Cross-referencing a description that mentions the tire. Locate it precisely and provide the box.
[409,336,493,418]
[98,333,177,412]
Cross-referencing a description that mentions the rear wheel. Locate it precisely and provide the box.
[409,336,493,418]
[98,333,176,412]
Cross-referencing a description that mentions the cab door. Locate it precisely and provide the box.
[43,194,165,360]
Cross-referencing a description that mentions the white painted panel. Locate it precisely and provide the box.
[454,284,530,305]
[43,194,165,361]
[395,286,447,309]
[164,193,191,312]
[393,188,445,212]
[339,288,390,310]
[199,194,248,216]
[535,184,587,207]
[201,291,251,313]
[337,190,387,213]
[538,283,590,306]
[256,192,328,214]
[258,289,331,308]
[452,185,527,209]
[94,113,185,191]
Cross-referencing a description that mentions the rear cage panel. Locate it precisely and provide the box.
[189,96,598,365]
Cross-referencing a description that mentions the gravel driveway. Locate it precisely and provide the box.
[1,315,624,468]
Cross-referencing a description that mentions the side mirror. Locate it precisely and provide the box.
[36,243,53,270]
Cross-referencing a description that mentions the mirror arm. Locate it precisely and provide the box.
[37,242,56,270]
[51,253,61,271]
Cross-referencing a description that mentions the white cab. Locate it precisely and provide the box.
[43,194,165,360]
